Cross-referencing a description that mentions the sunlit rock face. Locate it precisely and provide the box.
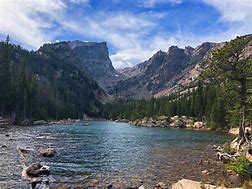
[68,41,124,91]
[112,42,216,99]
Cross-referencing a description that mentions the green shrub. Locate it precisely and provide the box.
[225,156,250,177]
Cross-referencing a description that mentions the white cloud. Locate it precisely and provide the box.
[0,0,67,49]
[202,0,252,21]
[110,48,156,68]
[59,11,164,68]
[201,1,252,41]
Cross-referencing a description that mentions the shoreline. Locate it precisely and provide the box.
[113,115,211,131]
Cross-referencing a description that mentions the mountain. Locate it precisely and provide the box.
[110,42,216,99]
[67,41,124,91]
[0,41,108,120]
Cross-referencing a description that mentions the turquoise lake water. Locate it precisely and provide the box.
[0,121,232,188]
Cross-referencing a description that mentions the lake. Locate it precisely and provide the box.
[0,121,232,188]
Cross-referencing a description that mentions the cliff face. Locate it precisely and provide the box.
[67,41,124,91]
[111,42,216,99]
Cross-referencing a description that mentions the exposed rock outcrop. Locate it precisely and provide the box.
[113,42,216,99]
[119,115,207,130]
[171,179,241,189]
[68,41,124,91]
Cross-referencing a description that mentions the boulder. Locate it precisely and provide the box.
[26,163,50,177]
[230,137,239,153]
[170,119,185,128]
[155,182,167,189]
[193,121,205,129]
[170,116,180,122]
[39,148,56,157]
[157,116,169,121]
[142,117,149,124]
[181,116,194,128]
[121,119,129,123]
[229,127,251,135]
[31,178,43,189]
[171,179,241,189]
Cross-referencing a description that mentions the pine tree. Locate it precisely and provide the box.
[0,35,11,117]
[203,35,252,144]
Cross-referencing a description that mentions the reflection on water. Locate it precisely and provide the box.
[0,121,232,188]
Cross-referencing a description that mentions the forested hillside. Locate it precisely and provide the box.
[0,37,106,122]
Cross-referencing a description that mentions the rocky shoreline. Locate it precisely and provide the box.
[115,115,208,130]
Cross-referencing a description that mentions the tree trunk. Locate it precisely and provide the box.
[238,106,246,140]
[1,103,4,118]
[237,79,250,150]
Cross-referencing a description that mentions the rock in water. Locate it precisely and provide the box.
[39,148,56,157]
[108,184,118,189]
[26,163,50,177]
[155,182,167,189]
[139,185,144,189]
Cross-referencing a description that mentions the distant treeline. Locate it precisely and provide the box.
[102,82,240,129]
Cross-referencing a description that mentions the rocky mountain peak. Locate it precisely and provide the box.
[193,42,216,55]
[185,46,194,56]
[111,41,217,99]
[167,46,183,55]
[67,40,123,91]
[67,41,109,61]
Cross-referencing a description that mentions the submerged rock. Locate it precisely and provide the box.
[155,182,167,189]
[39,148,56,157]
[26,163,50,177]
[31,178,43,188]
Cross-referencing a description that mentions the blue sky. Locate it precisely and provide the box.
[0,0,252,68]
